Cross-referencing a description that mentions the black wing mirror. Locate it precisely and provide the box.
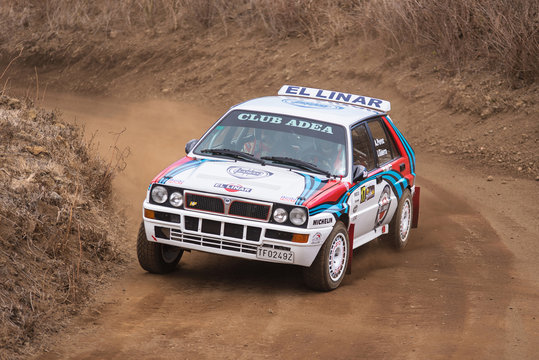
[352,165,368,183]
[185,139,198,154]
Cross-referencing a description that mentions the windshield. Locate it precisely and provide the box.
[193,110,348,176]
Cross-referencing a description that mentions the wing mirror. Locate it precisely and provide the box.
[352,165,368,183]
[185,139,198,154]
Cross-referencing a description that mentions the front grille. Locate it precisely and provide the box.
[201,219,220,235]
[224,223,243,238]
[229,201,270,220]
[177,215,261,242]
[184,191,272,222]
[185,193,224,213]
[170,229,258,255]
[184,216,199,231]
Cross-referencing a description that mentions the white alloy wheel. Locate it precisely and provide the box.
[399,198,412,242]
[328,233,346,281]
[303,221,349,291]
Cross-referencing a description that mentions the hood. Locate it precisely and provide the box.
[153,158,348,207]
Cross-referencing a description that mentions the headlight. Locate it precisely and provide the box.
[169,192,183,207]
[273,208,288,223]
[290,208,307,226]
[151,186,168,204]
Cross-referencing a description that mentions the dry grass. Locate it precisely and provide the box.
[1,0,536,81]
[361,0,539,83]
[0,95,126,359]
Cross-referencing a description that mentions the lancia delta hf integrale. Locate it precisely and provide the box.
[137,85,420,291]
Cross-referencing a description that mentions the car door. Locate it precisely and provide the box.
[348,123,379,240]
[365,118,402,228]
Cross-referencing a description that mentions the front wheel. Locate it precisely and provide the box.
[136,222,183,273]
[303,221,349,291]
[386,189,413,250]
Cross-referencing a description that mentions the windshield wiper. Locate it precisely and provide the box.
[201,148,265,165]
[261,156,331,177]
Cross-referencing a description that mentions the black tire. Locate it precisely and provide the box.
[136,222,183,273]
[303,221,349,291]
[387,189,413,250]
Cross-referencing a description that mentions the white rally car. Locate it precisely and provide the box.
[137,85,420,291]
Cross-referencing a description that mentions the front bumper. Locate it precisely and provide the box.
[142,202,333,267]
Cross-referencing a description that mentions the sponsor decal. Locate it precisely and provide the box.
[282,98,344,110]
[353,205,358,212]
[278,85,390,112]
[360,185,375,203]
[312,232,323,245]
[312,217,333,226]
[374,138,385,147]
[375,185,392,226]
[377,148,388,158]
[280,195,298,203]
[214,183,252,193]
[166,178,184,185]
[238,112,334,134]
[227,166,273,179]
[189,201,198,207]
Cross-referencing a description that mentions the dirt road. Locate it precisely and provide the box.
[34,93,538,359]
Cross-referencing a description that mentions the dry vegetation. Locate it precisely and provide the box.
[0,95,127,359]
[1,0,537,83]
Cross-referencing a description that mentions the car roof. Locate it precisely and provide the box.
[230,85,390,127]
[232,95,385,127]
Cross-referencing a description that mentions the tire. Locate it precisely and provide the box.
[387,189,413,250]
[136,222,183,273]
[303,221,349,291]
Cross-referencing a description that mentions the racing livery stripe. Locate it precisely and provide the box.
[388,119,415,175]
[380,170,408,198]
[385,116,415,175]
[308,177,371,216]
[307,169,408,217]
[154,159,208,184]
[295,174,327,206]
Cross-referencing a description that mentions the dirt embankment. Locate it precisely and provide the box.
[0,95,126,359]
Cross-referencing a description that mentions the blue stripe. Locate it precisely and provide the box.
[307,176,374,216]
[383,170,409,198]
[158,159,207,184]
[296,173,326,206]
[386,116,416,176]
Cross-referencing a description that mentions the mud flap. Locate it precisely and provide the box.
[412,186,420,228]
[346,223,355,275]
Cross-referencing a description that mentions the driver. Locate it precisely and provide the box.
[314,141,345,175]
[242,130,273,157]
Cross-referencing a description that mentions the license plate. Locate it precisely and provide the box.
[256,247,294,263]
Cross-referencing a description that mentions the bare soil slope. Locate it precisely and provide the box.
[0,96,126,360]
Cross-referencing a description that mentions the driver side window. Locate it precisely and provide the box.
[351,124,375,171]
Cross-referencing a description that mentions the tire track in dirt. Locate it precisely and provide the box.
[33,94,538,359]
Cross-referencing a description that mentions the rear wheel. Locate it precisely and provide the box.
[136,222,183,273]
[387,189,412,250]
[303,221,348,291]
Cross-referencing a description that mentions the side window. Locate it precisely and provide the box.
[367,119,399,165]
[351,124,376,171]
